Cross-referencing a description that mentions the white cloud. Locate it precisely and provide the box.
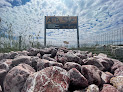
[0,0,123,46]
[0,0,12,7]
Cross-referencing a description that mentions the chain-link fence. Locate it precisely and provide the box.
[0,26,123,61]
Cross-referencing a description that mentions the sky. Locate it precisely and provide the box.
[0,0,123,47]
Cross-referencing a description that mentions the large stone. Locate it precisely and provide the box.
[85,57,105,71]
[55,50,67,65]
[86,84,99,92]
[101,84,119,92]
[42,48,53,54]
[73,90,85,92]
[68,68,88,91]
[0,53,10,60]
[97,58,114,71]
[73,50,89,55]
[30,57,40,71]
[0,85,2,92]
[0,59,12,71]
[111,59,123,73]
[37,59,63,71]
[0,69,7,90]
[3,53,11,59]
[9,51,18,59]
[101,71,113,84]
[74,53,87,60]
[114,66,123,76]
[64,62,81,72]
[11,56,32,67]
[21,66,70,92]
[42,54,56,61]
[97,53,107,58]
[27,48,41,56]
[87,52,93,58]
[110,76,123,92]
[59,47,68,53]
[50,49,57,58]
[65,52,83,65]
[0,60,9,70]
[4,63,35,92]
[81,65,101,86]
[15,51,28,57]
[0,53,3,61]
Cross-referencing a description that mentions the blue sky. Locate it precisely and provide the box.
[0,0,123,46]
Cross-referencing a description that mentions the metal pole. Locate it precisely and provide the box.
[120,28,121,45]
[44,16,46,47]
[77,16,80,48]
[19,36,21,50]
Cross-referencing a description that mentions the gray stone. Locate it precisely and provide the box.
[86,57,105,71]
[68,68,88,91]
[11,56,32,67]
[37,59,63,71]
[110,76,123,92]
[114,66,123,76]
[86,84,99,92]
[64,62,81,72]
[101,84,119,92]
[4,63,35,92]
[81,65,101,86]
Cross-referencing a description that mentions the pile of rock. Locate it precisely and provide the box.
[0,47,123,92]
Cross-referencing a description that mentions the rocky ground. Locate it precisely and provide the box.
[0,47,123,92]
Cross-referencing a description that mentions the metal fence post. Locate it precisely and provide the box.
[19,36,22,50]
[44,16,46,47]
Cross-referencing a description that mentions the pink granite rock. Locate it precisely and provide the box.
[0,85,2,92]
[110,76,123,92]
[59,47,69,53]
[0,59,12,71]
[85,58,105,71]
[50,49,57,58]
[27,48,41,56]
[81,65,101,86]
[64,62,81,72]
[87,52,93,58]
[4,63,35,92]
[0,53,3,61]
[74,53,87,60]
[55,50,68,65]
[0,53,10,60]
[0,69,7,90]
[11,56,32,67]
[68,68,88,91]
[114,66,123,76]
[73,90,85,92]
[111,59,123,73]
[101,84,119,92]
[37,59,63,71]
[86,84,99,92]
[101,71,113,84]
[65,52,83,65]
[9,51,18,59]
[42,54,57,61]
[97,58,114,71]
[21,66,70,92]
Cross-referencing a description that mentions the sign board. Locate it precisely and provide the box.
[44,16,79,48]
[63,41,69,44]
[45,16,78,29]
